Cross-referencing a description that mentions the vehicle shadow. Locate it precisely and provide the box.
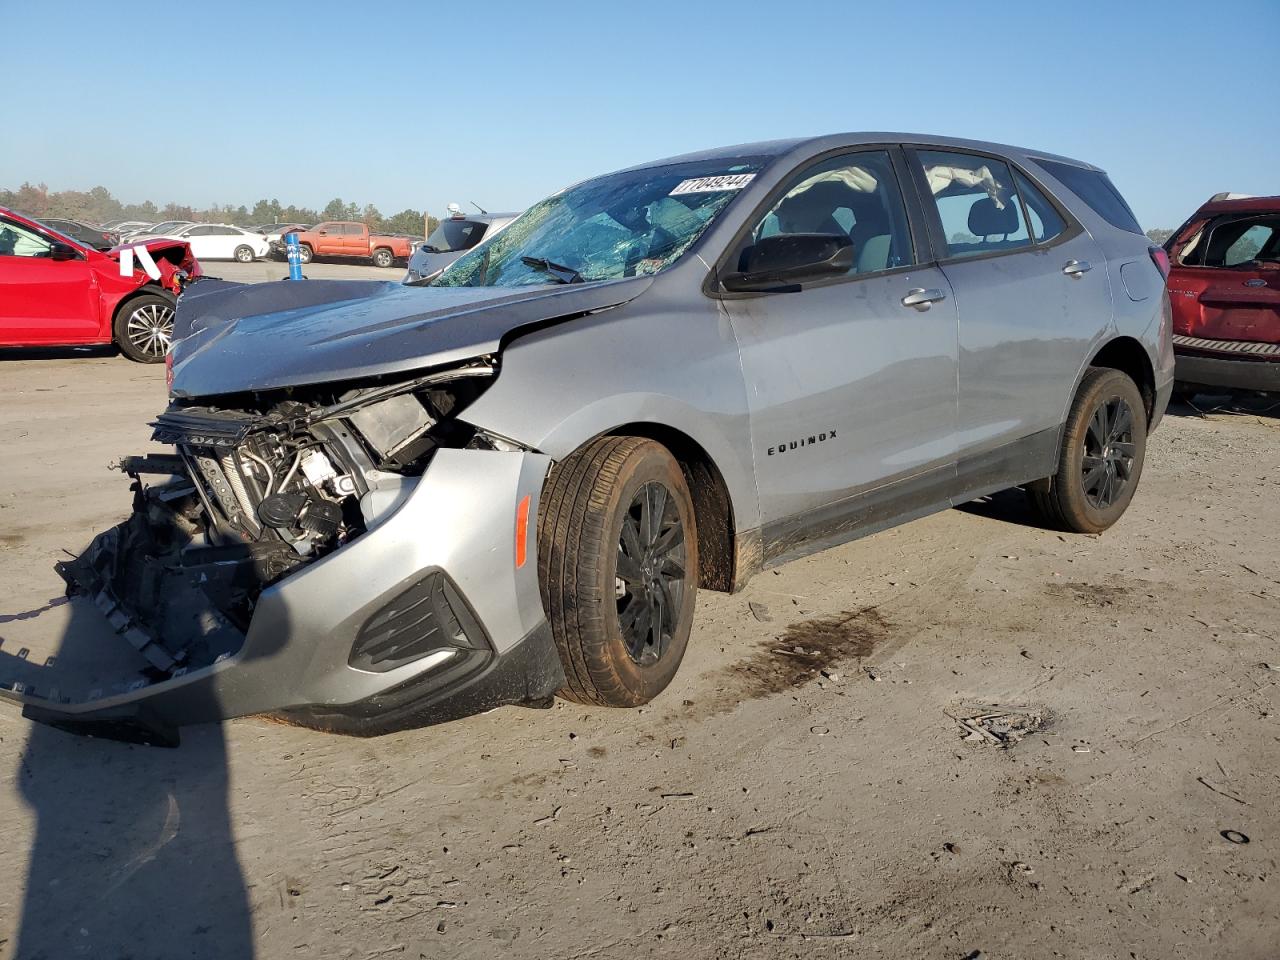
[954,487,1043,529]
[1163,392,1280,420]
[7,596,255,960]
[0,345,118,362]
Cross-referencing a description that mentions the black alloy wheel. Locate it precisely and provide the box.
[614,481,687,666]
[1080,395,1137,509]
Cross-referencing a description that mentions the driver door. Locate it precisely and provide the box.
[719,148,960,559]
[0,216,98,344]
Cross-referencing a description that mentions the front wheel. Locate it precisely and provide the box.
[297,244,314,264]
[1027,367,1147,534]
[371,247,394,268]
[114,293,175,363]
[233,244,254,263]
[538,437,698,707]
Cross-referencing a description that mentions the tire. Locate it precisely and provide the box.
[297,244,314,264]
[233,244,254,263]
[1027,367,1148,534]
[538,436,699,707]
[372,247,394,268]
[113,293,175,363]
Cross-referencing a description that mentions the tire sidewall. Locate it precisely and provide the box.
[1058,370,1147,532]
[591,444,699,704]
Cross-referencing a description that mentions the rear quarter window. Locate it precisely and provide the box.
[1035,159,1143,235]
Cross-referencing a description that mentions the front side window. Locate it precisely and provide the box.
[434,156,766,287]
[1202,218,1280,268]
[746,149,914,275]
[0,218,54,257]
[915,150,1031,258]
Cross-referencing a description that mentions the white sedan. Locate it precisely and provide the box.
[137,224,271,262]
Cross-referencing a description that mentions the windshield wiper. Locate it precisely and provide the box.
[520,255,583,284]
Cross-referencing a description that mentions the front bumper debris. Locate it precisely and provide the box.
[0,448,560,746]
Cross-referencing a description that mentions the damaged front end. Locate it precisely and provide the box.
[9,359,561,746]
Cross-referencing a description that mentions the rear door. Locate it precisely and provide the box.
[719,147,960,556]
[1168,215,1280,342]
[342,224,367,256]
[0,216,99,344]
[906,148,1112,481]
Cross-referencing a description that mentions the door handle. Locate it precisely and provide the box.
[1063,259,1092,277]
[901,287,946,311]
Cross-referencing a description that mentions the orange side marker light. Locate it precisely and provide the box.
[515,495,531,568]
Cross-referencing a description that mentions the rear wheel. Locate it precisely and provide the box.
[1028,367,1147,533]
[539,437,698,707]
[372,247,394,268]
[233,244,254,263]
[114,293,175,363]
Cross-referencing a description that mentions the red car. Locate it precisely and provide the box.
[1165,194,1280,397]
[0,206,201,363]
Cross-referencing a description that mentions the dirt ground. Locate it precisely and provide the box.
[0,322,1277,958]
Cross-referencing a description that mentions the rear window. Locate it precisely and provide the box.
[425,219,488,253]
[1035,159,1143,235]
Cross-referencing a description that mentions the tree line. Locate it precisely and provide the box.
[0,183,439,237]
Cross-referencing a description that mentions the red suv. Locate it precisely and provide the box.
[1165,195,1280,397]
[0,207,201,363]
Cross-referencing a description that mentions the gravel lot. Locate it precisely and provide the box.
[1,268,1277,958]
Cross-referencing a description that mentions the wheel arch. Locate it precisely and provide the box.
[598,422,740,594]
[1087,335,1156,423]
[110,283,176,333]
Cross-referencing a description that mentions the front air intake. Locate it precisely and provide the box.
[349,572,488,672]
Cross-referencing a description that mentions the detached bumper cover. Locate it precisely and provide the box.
[2,449,562,745]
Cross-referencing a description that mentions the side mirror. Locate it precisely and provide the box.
[49,241,80,262]
[721,233,854,292]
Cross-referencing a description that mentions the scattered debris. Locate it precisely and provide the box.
[660,792,694,799]
[1197,776,1247,805]
[1220,830,1250,845]
[1072,744,1092,754]
[810,725,830,736]
[749,602,773,622]
[946,703,1048,747]
[533,806,562,827]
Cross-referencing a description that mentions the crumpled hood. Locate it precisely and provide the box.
[169,275,652,398]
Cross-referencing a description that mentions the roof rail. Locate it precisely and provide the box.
[1208,192,1255,202]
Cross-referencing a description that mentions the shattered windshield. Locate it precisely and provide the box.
[432,157,765,287]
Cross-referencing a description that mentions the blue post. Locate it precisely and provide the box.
[285,232,304,280]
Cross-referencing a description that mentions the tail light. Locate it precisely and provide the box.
[1149,246,1170,280]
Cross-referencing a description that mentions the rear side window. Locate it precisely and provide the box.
[1202,217,1280,268]
[914,150,1032,258]
[1012,171,1067,243]
[1035,159,1143,235]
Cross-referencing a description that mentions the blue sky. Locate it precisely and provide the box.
[2,0,1275,228]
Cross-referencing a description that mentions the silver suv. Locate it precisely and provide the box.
[4,133,1173,745]
[403,211,519,283]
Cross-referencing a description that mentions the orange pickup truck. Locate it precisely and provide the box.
[289,221,415,268]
